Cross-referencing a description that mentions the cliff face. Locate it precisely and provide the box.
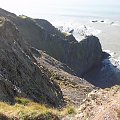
[0,8,119,120]
[0,17,63,107]
[36,34,102,76]
[21,19,102,76]
[0,8,102,76]
[30,48,94,105]
[0,8,103,107]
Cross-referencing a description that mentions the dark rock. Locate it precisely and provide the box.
[0,17,63,107]
[65,34,77,43]
[100,20,104,22]
[92,20,98,23]
[0,74,15,104]
[16,19,102,76]
[32,49,94,105]
[102,51,111,60]
[35,19,64,37]
[69,29,74,33]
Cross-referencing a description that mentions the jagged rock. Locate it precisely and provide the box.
[0,17,63,107]
[35,19,64,37]
[30,48,94,105]
[65,34,77,43]
[0,74,15,104]
[62,85,120,120]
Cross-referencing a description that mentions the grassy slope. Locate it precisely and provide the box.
[0,98,76,120]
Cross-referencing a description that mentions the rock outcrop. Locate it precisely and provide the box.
[30,48,94,105]
[62,85,120,120]
[0,17,63,107]
[0,74,15,104]
[26,19,103,76]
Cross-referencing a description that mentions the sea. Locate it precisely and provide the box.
[33,0,120,21]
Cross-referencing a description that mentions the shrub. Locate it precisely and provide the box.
[15,97,31,106]
[67,107,75,114]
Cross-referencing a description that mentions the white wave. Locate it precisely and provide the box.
[104,50,115,57]
[55,21,101,41]
[101,50,120,73]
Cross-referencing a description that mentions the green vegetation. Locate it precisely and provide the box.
[0,98,76,120]
[15,97,31,106]
[50,71,60,80]
[67,107,75,114]
[50,71,75,87]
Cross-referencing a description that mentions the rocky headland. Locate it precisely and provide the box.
[0,8,119,120]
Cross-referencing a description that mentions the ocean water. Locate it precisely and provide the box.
[33,1,120,21]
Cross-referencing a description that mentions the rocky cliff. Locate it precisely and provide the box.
[0,17,63,107]
[0,8,103,76]
[22,19,102,76]
[0,8,120,120]
[30,48,94,105]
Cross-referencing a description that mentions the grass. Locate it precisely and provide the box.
[15,97,31,106]
[0,98,76,120]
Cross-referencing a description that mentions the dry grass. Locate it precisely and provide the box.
[0,98,76,120]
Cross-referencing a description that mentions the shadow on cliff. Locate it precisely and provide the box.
[83,53,120,88]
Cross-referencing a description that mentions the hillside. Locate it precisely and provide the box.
[0,8,119,120]
[63,85,120,120]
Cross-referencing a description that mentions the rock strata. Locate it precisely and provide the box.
[0,17,63,107]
